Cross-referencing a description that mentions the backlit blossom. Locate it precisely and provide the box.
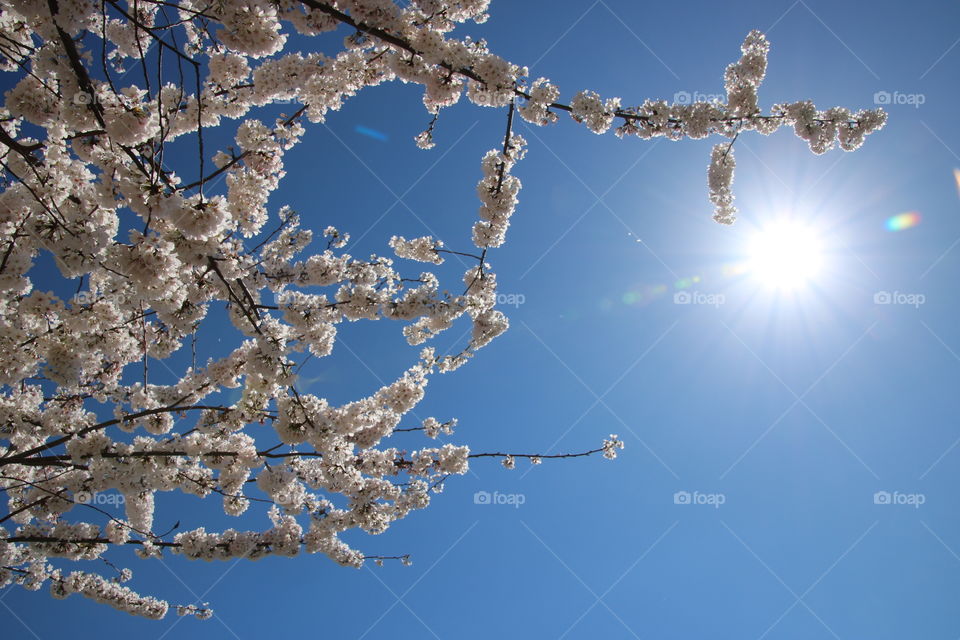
[0,0,882,620]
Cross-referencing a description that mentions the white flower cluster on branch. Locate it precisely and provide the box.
[709,143,738,225]
[389,235,444,264]
[0,0,884,620]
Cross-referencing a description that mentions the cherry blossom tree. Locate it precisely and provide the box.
[0,0,884,619]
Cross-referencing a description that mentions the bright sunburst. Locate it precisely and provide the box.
[747,221,824,290]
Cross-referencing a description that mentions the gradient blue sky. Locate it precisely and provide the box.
[4,0,960,638]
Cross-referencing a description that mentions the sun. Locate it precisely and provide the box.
[747,221,824,290]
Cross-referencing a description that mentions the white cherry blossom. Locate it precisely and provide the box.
[0,0,884,620]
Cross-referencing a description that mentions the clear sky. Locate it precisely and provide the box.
[4,0,960,638]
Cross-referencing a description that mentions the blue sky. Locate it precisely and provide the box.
[4,0,960,638]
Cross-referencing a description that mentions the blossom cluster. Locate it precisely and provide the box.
[0,0,882,620]
[389,235,444,263]
[473,133,526,248]
[708,144,738,225]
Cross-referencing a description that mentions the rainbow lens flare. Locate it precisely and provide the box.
[674,275,701,290]
[885,212,921,232]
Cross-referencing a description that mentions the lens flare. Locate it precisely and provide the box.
[674,275,701,290]
[722,262,750,277]
[885,212,921,232]
[354,125,389,142]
